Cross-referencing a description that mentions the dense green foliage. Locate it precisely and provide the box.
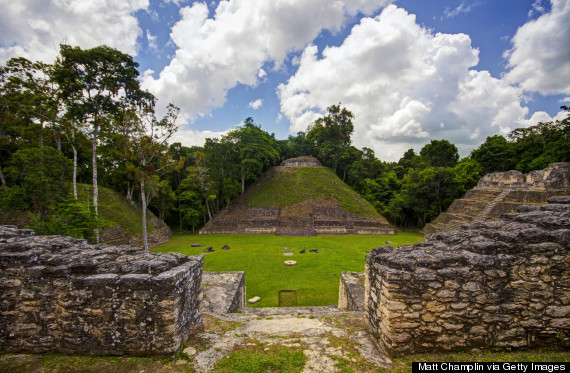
[154,232,425,307]
[1,44,569,235]
[1,45,177,245]
[29,197,110,240]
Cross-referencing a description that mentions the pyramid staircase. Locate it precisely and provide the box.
[423,163,570,238]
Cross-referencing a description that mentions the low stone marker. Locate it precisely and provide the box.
[299,249,306,254]
[309,249,319,253]
[284,260,297,266]
[221,245,230,250]
[283,253,293,256]
[248,296,261,304]
[203,246,214,252]
[183,346,197,356]
[191,243,202,247]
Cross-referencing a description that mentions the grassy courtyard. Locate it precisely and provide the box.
[153,232,424,307]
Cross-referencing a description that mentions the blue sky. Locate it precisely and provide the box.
[1,0,569,160]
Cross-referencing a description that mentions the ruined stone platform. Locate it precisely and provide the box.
[281,156,322,167]
[192,307,391,372]
[368,196,570,355]
[0,226,203,355]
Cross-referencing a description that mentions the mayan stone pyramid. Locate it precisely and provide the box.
[200,156,395,236]
[423,162,570,238]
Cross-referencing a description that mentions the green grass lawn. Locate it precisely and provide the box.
[153,232,424,307]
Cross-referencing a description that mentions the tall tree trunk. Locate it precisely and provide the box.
[71,128,77,199]
[0,163,6,185]
[241,170,245,194]
[141,178,149,251]
[178,197,183,232]
[72,144,78,199]
[92,122,100,243]
[126,181,134,201]
[55,134,62,151]
[205,197,212,220]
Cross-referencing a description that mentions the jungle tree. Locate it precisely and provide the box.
[53,44,153,241]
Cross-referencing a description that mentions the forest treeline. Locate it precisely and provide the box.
[1,45,569,240]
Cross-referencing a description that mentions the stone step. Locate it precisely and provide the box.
[473,189,510,222]
[276,227,316,236]
[237,305,364,318]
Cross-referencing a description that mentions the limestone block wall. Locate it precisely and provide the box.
[476,162,570,190]
[338,272,365,311]
[366,197,570,355]
[202,272,246,314]
[0,226,203,355]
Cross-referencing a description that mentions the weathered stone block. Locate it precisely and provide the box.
[201,271,246,314]
[0,227,204,355]
[338,272,365,311]
[366,197,570,355]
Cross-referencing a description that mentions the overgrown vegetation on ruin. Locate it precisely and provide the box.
[246,167,379,217]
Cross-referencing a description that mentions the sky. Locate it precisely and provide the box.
[1,0,569,161]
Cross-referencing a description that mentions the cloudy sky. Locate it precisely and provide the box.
[1,0,569,161]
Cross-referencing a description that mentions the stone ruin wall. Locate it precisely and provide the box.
[100,217,172,249]
[338,272,365,311]
[366,196,570,355]
[476,162,570,190]
[280,156,322,167]
[201,203,395,236]
[0,226,203,355]
[202,271,246,314]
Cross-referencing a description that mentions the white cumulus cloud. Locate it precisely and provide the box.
[249,99,263,110]
[142,0,393,121]
[503,0,570,96]
[0,0,148,64]
[278,5,536,161]
[169,127,228,148]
